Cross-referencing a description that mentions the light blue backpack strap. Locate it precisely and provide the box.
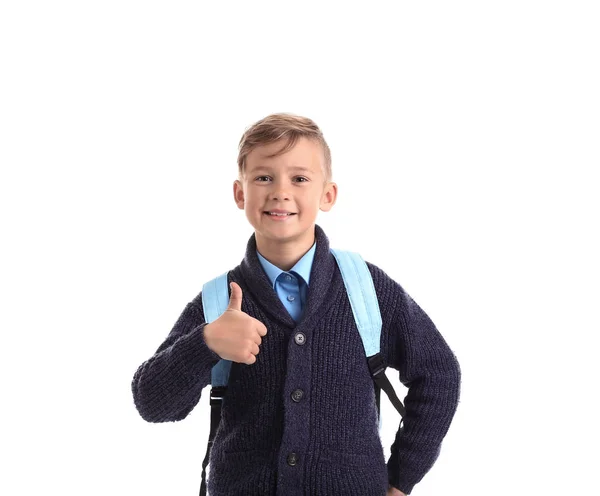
[330,248,382,357]
[201,272,232,388]
[330,248,384,433]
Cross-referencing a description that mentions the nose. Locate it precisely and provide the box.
[269,178,291,201]
[270,191,291,201]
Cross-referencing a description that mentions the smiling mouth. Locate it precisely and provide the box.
[264,211,297,217]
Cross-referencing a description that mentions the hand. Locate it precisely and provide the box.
[203,282,268,365]
[387,485,406,496]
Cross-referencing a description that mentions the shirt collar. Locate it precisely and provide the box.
[256,241,316,289]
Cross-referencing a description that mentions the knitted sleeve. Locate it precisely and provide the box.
[131,297,222,423]
[366,262,461,495]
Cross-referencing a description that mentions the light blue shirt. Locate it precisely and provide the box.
[256,241,316,322]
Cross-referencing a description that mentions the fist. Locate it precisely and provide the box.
[203,281,268,365]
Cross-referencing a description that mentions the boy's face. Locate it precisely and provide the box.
[233,137,337,248]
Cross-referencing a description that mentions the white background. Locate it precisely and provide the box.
[1,1,599,495]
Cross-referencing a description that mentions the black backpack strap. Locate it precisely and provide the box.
[199,386,226,496]
[368,353,406,420]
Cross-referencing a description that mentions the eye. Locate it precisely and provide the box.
[255,176,271,182]
[295,177,308,183]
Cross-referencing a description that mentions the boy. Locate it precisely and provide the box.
[131,113,461,495]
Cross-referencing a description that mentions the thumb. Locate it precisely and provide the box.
[228,281,243,311]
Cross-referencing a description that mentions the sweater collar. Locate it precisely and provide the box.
[239,224,336,329]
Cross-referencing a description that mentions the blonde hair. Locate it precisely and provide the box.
[237,112,332,183]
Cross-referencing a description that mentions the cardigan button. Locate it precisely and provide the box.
[294,332,306,345]
[291,389,304,402]
[287,452,298,466]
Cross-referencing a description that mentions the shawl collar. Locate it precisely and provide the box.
[237,224,337,329]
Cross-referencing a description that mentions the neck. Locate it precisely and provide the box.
[255,225,316,271]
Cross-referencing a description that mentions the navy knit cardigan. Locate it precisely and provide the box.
[131,224,461,495]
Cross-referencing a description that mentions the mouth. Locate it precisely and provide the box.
[264,211,296,216]
[263,211,297,219]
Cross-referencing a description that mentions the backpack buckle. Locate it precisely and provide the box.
[210,386,227,406]
[367,353,386,377]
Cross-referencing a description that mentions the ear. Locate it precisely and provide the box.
[233,180,245,210]
[319,182,338,212]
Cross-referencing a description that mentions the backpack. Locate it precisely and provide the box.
[198,248,406,496]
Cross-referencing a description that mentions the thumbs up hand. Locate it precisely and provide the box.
[203,282,268,365]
